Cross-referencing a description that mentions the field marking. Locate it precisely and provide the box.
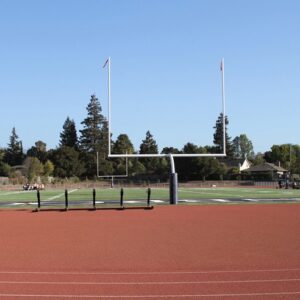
[151,200,165,203]
[47,189,78,201]
[0,291,300,298]
[0,268,300,275]
[0,278,300,285]
[211,199,230,203]
[180,200,199,203]
[178,188,245,198]
[0,191,35,196]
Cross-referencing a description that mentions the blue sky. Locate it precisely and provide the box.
[0,0,299,153]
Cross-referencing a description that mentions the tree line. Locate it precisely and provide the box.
[0,94,299,183]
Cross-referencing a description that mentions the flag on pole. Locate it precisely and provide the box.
[220,59,223,72]
[103,58,109,68]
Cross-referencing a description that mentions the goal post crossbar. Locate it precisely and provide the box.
[104,57,227,159]
[108,153,226,158]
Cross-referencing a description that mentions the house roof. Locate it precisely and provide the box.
[242,162,287,173]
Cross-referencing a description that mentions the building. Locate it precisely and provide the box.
[241,162,288,180]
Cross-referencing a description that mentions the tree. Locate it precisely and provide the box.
[293,145,300,175]
[266,144,299,172]
[26,140,48,163]
[213,113,234,158]
[112,134,134,154]
[79,95,110,178]
[4,127,24,166]
[49,146,85,178]
[266,144,290,168]
[139,131,159,173]
[112,134,135,175]
[161,147,181,154]
[0,162,11,176]
[79,94,107,154]
[23,157,44,183]
[43,160,54,177]
[0,149,11,176]
[177,143,201,180]
[60,117,78,149]
[232,134,254,159]
[251,152,265,165]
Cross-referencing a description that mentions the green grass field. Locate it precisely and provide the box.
[0,187,300,208]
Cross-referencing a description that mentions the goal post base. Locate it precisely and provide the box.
[169,173,178,205]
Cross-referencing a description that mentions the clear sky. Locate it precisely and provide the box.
[0,0,299,153]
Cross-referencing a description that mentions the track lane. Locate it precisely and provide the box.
[0,205,299,299]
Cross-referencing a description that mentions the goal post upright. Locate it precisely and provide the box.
[102,57,227,204]
[221,57,226,154]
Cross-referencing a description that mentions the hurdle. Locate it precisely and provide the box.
[34,187,154,211]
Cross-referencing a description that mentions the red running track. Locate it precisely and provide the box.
[0,204,299,299]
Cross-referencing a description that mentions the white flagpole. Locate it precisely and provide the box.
[108,57,111,156]
[221,58,226,155]
[103,57,111,156]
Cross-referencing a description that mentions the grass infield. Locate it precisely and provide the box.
[0,187,300,206]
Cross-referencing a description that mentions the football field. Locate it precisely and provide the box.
[0,187,300,209]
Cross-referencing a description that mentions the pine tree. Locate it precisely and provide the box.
[79,95,111,177]
[112,134,135,175]
[213,113,234,158]
[139,131,159,173]
[60,117,78,149]
[140,131,158,154]
[79,95,107,154]
[4,127,24,166]
[113,134,134,154]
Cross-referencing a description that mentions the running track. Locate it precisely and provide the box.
[0,204,299,299]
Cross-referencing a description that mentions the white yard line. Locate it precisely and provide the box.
[151,200,165,203]
[1,191,35,196]
[47,189,78,201]
[211,199,230,203]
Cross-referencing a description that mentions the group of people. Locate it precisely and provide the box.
[23,183,45,191]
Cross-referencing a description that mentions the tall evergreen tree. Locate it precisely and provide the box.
[112,134,135,175]
[113,134,134,154]
[140,131,158,154]
[139,131,159,173]
[213,113,234,158]
[4,127,24,166]
[60,117,78,149]
[79,95,107,153]
[79,95,111,177]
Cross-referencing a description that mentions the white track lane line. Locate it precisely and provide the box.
[0,278,299,285]
[0,291,300,298]
[0,268,300,275]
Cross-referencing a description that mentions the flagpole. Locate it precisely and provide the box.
[221,58,226,155]
[108,57,111,156]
